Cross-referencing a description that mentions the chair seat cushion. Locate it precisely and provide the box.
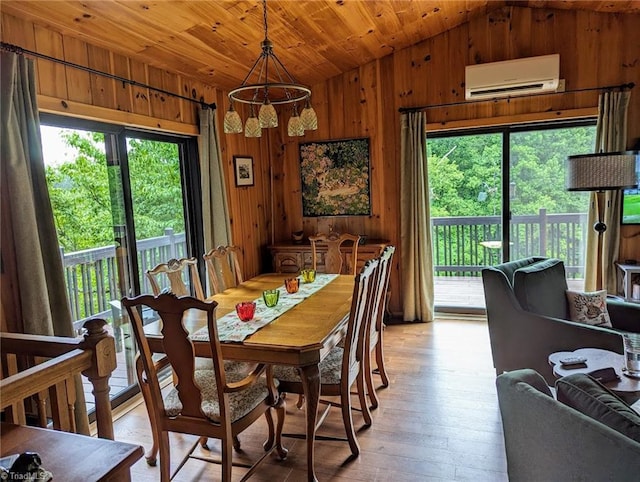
[556,373,640,442]
[195,358,252,373]
[513,258,568,319]
[273,347,344,385]
[164,363,269,423]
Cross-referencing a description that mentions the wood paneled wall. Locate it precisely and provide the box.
[257,6,640,315]
[1,13,218,134]
[2,7,639,318]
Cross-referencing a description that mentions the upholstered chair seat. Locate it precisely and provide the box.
[164,366,271,423]
[273,347,345,385]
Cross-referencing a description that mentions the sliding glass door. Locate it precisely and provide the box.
[509,125,594,290]
[40,116,202,407]
[427,119,596,310]
[427,132,503,308]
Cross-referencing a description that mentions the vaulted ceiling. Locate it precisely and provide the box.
[2,1,639,91]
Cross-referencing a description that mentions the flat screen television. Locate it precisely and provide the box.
[621,152,640,225]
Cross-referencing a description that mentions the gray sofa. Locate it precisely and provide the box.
[496,369,640,481]
[482,257,640,384]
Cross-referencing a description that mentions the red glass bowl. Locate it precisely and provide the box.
[235,301,256,322]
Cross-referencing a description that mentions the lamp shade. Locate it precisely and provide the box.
[566,152,638,191]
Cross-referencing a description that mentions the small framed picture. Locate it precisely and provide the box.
[233,156,254,187]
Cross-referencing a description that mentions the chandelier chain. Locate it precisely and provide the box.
[262,0,268,41]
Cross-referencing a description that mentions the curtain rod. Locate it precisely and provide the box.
[399,82,635,113]
[1,41,216,110]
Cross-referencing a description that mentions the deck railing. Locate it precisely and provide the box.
[60,210,587,324]
[432,209,588,277]
[61,228,186,325]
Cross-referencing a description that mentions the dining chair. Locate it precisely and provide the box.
[273,257,379,457]
[293,231,360,409]
[122,292,287,481]
[309,231,361,274]
[145,257,205,300]
[364,245,396,409]
[203,245,244,294]
[141,255,245,464]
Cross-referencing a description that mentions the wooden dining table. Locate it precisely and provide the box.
[143,273,355,482]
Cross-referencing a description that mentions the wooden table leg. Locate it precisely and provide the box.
[298,363,320,482]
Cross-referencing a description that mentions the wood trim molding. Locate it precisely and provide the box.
[426,107,598,132]
[37,95,199,135]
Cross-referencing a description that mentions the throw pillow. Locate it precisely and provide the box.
[566,290,612,328]
[513,258,568,319]
[556,373,640,443]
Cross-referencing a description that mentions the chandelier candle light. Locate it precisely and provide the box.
[223,0,318,137]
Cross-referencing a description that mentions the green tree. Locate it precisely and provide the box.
[428,133,503,217]
[46,131,112,251]
[45,130,184,252]
[127,138,184,239]
[427,126,595,218]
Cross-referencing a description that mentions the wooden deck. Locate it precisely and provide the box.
[433,275,585,310]
[434,276,486,309]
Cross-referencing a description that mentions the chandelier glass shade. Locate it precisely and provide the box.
[287,104,304,137]
[223,102,243,134]
[259,99,278,128]
[301,97,318,131]
[223,0,318,137]
[244,104,262,138]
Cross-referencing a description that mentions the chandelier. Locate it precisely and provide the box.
[223,0,318,138]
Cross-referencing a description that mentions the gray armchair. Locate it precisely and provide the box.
[482,257,640,384]
[496,369,640,481]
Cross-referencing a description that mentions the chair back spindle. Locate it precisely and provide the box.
[203,246,244,294]
[309,232,361,274]
[145,257,204,300]
[342,258,379,380]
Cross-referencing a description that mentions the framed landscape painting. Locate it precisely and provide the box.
[299,138,371,216]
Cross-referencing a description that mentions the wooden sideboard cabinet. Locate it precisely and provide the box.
[268,239,389,274]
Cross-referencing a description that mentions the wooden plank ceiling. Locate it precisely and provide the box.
[2,0,639,91]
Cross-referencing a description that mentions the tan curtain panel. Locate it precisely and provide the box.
[198,106,233,252]
[0,51,89,433]
[400,112,435,322]
[584,90,631,292]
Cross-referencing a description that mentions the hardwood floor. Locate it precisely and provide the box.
[110,315,508,481]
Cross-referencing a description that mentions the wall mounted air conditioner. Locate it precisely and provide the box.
[465,54,560,100]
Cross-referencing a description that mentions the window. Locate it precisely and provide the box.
[40,115,203,409]
[427,119,596,311]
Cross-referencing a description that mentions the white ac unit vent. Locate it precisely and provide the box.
[465,54,560,100]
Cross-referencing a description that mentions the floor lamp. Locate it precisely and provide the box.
[566,152,638,290]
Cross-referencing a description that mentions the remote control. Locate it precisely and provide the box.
[559,356,587,366]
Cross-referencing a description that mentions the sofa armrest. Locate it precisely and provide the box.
[608,299,640,333]
[496,369,640,482]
